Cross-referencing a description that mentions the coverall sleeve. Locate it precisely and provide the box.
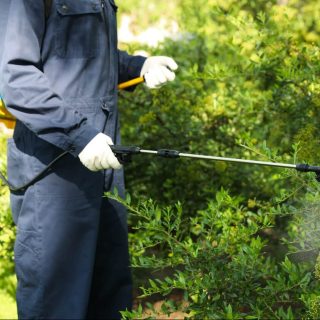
[118,50,146,86]
[0,0,100,156]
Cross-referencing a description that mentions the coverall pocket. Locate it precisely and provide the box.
[54,0,103,58]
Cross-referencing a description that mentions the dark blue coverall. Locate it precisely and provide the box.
[0,0,146,318]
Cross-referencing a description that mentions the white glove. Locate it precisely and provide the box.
[78,133,122,171]
[140,56,178,89]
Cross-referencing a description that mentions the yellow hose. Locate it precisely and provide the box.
[117,77,144,90]
[0,99,15,129]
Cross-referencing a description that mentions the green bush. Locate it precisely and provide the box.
[0,134,16,299]
[108,188,320,319]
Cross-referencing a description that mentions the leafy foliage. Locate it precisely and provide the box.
[108,190,319,319]
[0,134,16,299]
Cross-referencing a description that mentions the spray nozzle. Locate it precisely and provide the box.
[295,164,320,182]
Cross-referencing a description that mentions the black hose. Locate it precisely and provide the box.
[0,151,68,193]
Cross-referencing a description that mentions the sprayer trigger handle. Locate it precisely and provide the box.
[110,145,141,164]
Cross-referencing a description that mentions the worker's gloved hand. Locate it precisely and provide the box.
[78,133,122,171]
[140,56,178,89]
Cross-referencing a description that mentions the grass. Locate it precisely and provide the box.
[0,290,17,319]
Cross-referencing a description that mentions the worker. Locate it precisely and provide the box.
[0,0,178,318]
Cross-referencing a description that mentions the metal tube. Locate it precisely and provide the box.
[140,149,158,155]
[178,153,297,169]
[140,149,297,169]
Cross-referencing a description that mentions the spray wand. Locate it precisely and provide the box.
[110,145,320,182]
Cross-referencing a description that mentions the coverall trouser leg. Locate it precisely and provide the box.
[86,198,132,319]
[9,137,132,319]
